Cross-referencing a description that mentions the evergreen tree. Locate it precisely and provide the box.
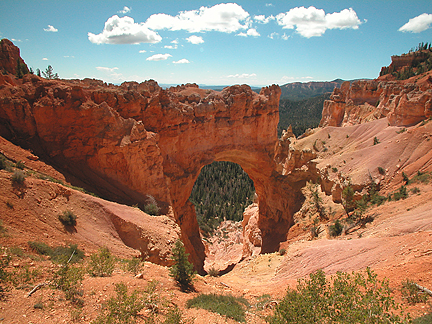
[42,65,59,79]
[169,240,195,291]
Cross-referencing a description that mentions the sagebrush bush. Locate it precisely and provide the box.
[58,210,77,226]
[92,282,144,324]
[11,170,26,184]
[401,279,429,304]
[122,257,142,276]
[0,155,7,170]
[267,268,409,324]
[88,247,116,277]
[207,267,219,277]
[187,293,249,322]
[53,264,84,302]
[28,242,84,264]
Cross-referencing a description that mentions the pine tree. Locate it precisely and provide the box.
[169,240,195,291]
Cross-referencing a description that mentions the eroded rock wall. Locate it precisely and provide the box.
[320,76,432,127]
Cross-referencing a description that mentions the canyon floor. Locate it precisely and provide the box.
[1,118,432,323]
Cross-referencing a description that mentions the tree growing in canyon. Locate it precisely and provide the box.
[169,240,195,291]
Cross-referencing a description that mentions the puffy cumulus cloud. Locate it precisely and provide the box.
[164,44,178,49]
[399,13,432,33]
[237,28,260,37]
[145,3,250,33]
[173,59,190,64]
[254,15,274,24]
[88,15,162,44]
[44,25,58,32]
[42,57,48,61]
[139,50,146,53]
[118,6,131,14]
[276,6,361,38]
[268,32,279,39]
[186,35,204,44]
[227,73,257,79]
[96,66,119,72]
[146,53,172,61]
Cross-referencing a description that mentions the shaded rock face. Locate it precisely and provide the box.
[0,39,29,76]
[320,76,432,127]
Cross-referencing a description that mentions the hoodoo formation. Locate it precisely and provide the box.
[0,39,319,272]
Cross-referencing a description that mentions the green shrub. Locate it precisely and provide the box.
[413,312,432,324]
[0,154,7,170]
[122,257,142,276]
[92,282,145,324]
[207,267,219,277]
[267,268,409,324]
[143,203,160,216]
[169,240,195,291]
[329,219,343,237]
[411,171,431,184]
[373,136,380,145]
[11,170,26,184]
[28,242,84,264]
[51,244,85,264]
[378,166,386,175]
[53,264,84,302]
[187,293,249,322]
[402,172,409,184]
[342,184,355,215]
[143,195,160,216]
[28,241,53,256]
[279,248,286,256]
[88,247,116,277]
[401,280,429,304]
[58,210,77,226]
[393,185,408,201]
[15,160,25,170]
[0,253,11,299]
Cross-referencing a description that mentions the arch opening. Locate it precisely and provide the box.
[188,161,256,274]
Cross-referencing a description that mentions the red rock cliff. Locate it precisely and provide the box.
[320,73,432,127]
[0,40,320,273]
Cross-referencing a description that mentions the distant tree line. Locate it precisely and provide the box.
[380,42,432,80]
[189,161,255,236]
[278,93,330,137]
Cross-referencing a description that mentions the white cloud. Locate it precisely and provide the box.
[63,55,75,58]
[88,15,162,44]
[173,59,190,64]
[171,39,179,44]
[186,35,204,44]
[42,58,48,61]
[118,6,131,14]
[276,6,361,38]
[282,33,289,40]
[146,53,172,61]
[266,3,273,7]
[145,3,250,33]
[281,76,313,82]
[96,66,119,72]
[254,15,274,24]
[12,38,22,42]
[399,13,432,33]
[227,73,257,79]
[44,25,58,32]
[268,32,279,39]
[164,45,178,49]
[139,50,146,53]
[237,28,260,37]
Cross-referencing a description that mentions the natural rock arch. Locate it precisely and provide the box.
[0,66,317,273]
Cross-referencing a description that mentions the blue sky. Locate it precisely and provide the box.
[1,1,432,86]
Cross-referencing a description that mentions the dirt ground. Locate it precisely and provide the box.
[1,129,432,323]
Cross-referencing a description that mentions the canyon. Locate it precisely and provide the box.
[1,38,432,323]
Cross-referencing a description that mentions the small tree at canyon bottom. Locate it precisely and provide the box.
[169,240,195,291]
